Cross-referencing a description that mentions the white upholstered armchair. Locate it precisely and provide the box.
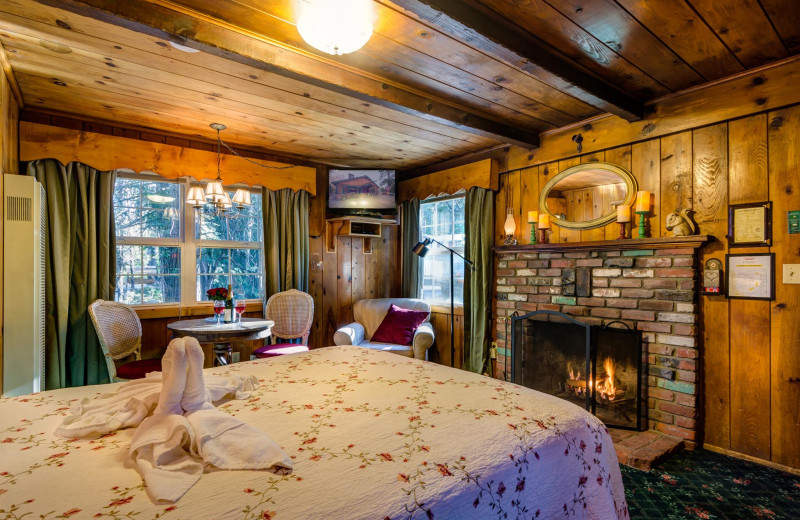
[334,298,435,359]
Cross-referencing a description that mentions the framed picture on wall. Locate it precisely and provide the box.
[728,202,771,247]
[725,253,775,300]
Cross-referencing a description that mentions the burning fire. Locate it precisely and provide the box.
[566,358,622,401]
[596,357,617,401]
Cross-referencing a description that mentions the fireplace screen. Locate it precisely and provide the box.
[510,310,643,430]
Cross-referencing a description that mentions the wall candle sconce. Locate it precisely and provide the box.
[634,191,651,238]
[527,210,538,244]
[537,213,550,244]
[503,208,517,245]
[616,204,631,239]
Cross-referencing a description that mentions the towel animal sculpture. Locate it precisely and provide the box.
[57,337,292,504]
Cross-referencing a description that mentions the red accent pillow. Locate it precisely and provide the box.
[116,358,162,380]
[371,304,429,346]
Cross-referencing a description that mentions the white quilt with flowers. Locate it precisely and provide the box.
[0,346,629,520]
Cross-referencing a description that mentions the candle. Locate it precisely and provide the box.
[537,213,550,229]
[616,204,631,223]
[527,210,538,224]
[635,191,651,213]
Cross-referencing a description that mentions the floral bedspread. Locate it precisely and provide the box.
[0,346,629,519]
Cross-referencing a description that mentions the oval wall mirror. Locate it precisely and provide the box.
[538,163,638,230]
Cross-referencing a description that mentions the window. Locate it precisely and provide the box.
[113,174,263,305]
[419,195,465,306]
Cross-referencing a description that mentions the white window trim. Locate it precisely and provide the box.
[115,174,264,307]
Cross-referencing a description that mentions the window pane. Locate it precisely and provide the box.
[115,276,141,305]
[197,247,229,274]
[195,191,262,241]
[197,274,231,301]
[232,275,262,300]
[142,276,180,304]
[143,246,180,275]
[419,196,465,306]
[115,245,180,304]
[231,248,261,274]
[114,177,181,239]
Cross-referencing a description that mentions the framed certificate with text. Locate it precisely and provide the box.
[725,253,775,300]
[728,202,771,247]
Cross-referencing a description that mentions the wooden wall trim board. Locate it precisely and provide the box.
[398,158,499,201]
[134,301,263,320]
[19,122,317,194]
[0,43,23,107]
[704,444,800,478]
[505,55,800,170]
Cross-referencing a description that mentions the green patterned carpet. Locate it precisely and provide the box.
[621,449,800,519]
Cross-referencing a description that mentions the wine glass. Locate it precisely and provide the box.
[234,299,246,326]
[213,300,225,326]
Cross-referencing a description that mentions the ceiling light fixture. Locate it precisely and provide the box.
[186,123,252,219]
[297,0,374,56]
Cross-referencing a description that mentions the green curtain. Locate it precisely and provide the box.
[400,198,421,298]
[262,187,310,302]
[27,160,116,389]
[463,187,494,373]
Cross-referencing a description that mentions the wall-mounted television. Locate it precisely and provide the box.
[328,169,396,215]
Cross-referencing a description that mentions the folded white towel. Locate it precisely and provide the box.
[154,338,188,416]
[182,337,293,474]
[130,339,203,504]
[56,366,259,439]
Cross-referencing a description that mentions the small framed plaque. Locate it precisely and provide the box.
[726,253,775,300]
[728,202,771,247]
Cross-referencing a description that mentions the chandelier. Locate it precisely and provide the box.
[297,0,374,55]
[186,123,253,219]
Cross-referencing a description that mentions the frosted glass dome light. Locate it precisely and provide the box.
[297,0,374,56]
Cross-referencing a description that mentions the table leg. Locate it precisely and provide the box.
[213,343,232,366]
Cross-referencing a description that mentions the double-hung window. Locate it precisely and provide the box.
[113,173,263,306]
[418,195,466,306]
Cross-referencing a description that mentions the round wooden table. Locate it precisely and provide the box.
[167,318,274,366]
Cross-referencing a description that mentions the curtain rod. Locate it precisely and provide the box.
[497,164,539,177]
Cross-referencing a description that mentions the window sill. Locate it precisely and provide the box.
[134,301,263,320]
[429,304,464,316]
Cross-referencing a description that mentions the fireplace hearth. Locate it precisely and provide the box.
[511,310,644,430]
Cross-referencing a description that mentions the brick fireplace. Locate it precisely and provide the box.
[494,236,709,448]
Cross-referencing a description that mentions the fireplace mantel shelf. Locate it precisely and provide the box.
[495,235,711,254]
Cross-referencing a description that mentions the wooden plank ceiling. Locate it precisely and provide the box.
[0,0,798,170]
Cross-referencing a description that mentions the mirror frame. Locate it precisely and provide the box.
[538,162,638,230]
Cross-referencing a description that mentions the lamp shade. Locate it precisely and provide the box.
[186,186,207,206]
[503,209,516,236]
[205,180,225,201]
[412,238,432,258]
[297,0,373,55]
[232,189,252,206]
[218,191,233,209]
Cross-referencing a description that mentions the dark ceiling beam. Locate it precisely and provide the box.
[389,0,643,122]
[34,0,540,148]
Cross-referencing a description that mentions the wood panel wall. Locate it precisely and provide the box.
[0,65,20,394]
[308,169,401,349]
[497,108,800,470]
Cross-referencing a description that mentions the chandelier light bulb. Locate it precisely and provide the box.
[297,0,374,55]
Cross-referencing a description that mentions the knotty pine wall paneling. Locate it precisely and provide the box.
[496,109,800,470]
[0,66,20,394]
[308,168,401,349]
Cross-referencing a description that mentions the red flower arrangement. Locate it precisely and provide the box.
[206,287,228,301]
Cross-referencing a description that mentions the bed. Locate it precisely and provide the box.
[0,346,629,519]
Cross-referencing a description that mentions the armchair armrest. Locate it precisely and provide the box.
[334,322,365,346]
[412,322,435,360]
